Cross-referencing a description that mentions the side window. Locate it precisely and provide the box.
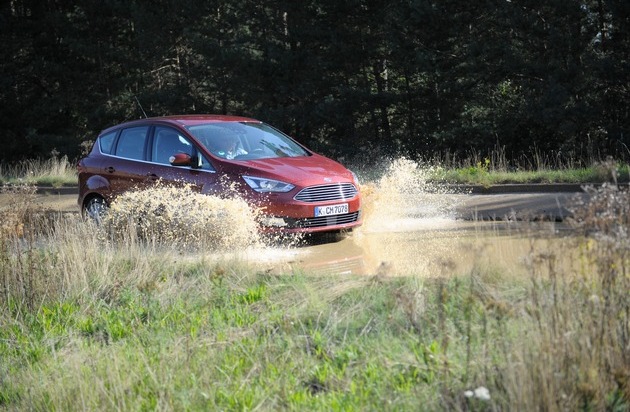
[152,126,193,165]
[151,127,215,171]
[98,131,117,154]
[115,126,149,160]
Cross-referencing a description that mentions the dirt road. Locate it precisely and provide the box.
[10,187,587,221]
[454,192,586,221]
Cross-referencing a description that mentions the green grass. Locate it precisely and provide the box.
[0,263,528,410]
[1,182,629,410]
[347,150,630,186]
[429,164,630,186]
[0,160,629,410]
[1,253,627,410]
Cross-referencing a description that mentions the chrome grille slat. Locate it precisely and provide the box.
[294,183,358,203]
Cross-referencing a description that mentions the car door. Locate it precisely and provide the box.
[103,125,151,198]
[147,126,221,193]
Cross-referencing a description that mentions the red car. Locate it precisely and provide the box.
[77,115,362,233]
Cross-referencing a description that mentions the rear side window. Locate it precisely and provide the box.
[115,126,149,160]
[98,131,117,154]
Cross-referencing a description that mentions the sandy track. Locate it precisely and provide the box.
[1,188,587,221]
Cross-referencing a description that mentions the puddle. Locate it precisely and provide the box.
[253,220,577,277]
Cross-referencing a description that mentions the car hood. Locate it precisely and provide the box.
[224,154,354,186]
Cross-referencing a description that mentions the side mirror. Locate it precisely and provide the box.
[169,153,193,166]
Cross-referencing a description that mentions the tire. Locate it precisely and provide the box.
[83,196,107,223]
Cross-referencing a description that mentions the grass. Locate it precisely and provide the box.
[431,164,625,185]
[0,156,77,187]
[346,149,630,186]
[429,161,630,186]
[0,181,629,410]
[2,151,630,188]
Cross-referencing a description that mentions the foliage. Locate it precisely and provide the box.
[1,1,629,163]
[430,165,630,186]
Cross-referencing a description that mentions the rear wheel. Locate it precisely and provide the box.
[83,196,107,223]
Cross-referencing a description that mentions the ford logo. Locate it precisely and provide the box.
[324,177,332,182]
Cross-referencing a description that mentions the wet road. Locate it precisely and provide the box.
[454,192,587,221]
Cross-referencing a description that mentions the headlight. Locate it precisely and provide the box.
[243,176,295,193]
[350,171,360,186]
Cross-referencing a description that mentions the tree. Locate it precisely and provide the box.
[0,0,628,164]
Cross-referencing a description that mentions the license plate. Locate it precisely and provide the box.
[314,203,348,217]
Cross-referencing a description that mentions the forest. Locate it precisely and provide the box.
[1,0,629,164]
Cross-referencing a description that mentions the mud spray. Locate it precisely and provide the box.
[331,157,474,276]
[357,157,462,233]
[103,183,264,252]
[255,157,484,276]
[272,157,571,277]
[100,159,462,262]
[102,160,570,277]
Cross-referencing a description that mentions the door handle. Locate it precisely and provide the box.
[105,166,115,173]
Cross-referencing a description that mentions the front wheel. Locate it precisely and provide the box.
[83,196,107,223]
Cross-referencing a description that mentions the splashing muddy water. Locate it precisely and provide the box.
[248,157,578,277]
[104,184,264,251]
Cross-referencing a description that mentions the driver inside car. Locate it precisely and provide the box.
[213,129,248,159]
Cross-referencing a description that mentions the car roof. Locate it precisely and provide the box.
[99,114,261,135]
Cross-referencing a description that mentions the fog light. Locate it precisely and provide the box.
[260,216,288,227]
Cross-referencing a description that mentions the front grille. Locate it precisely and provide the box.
[294,183,358,203]
[288,211,360,229]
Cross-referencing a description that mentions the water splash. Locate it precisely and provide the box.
[104,183,263,251]
[358,157,463,233]
[98,158,469,275]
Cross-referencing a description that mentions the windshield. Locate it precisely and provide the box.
[186,122,310,160]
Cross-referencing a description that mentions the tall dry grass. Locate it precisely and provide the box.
[427,144,612,172]
[491,183,630,410]
[0,155,76,187]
